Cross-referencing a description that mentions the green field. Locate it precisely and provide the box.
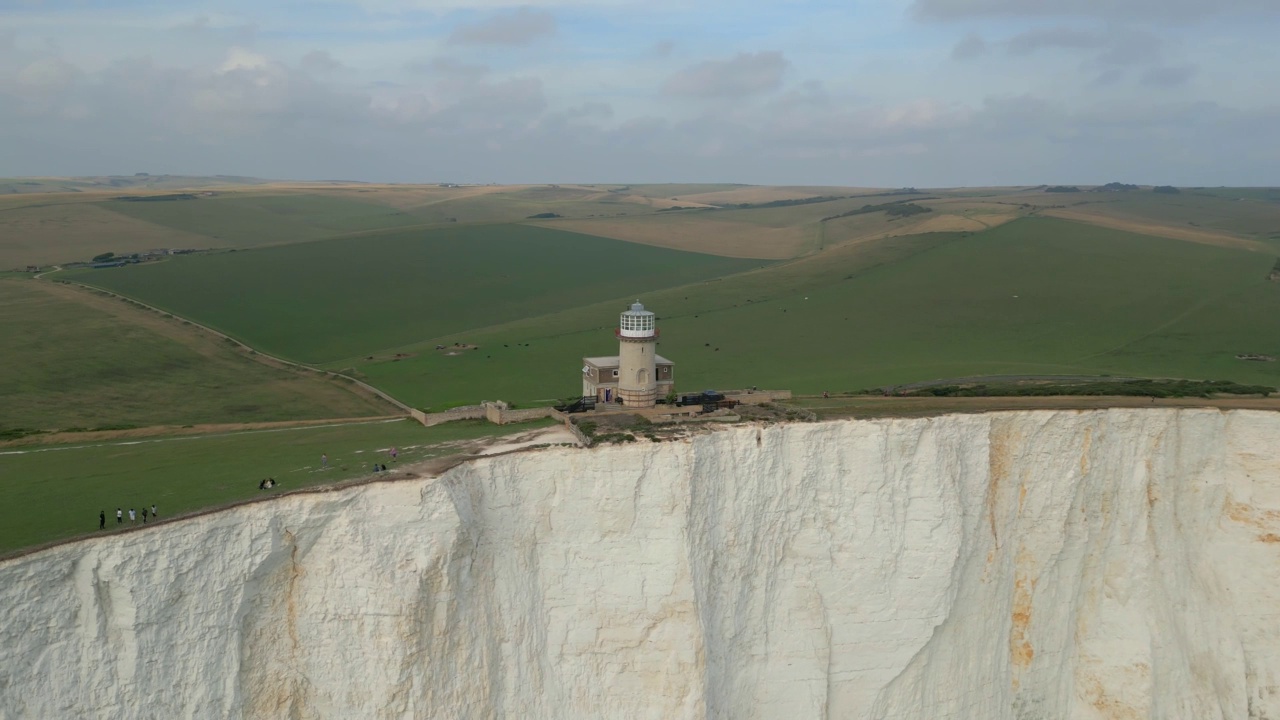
[0,277,394,432]
[349,217,1280,407]
[97,193,429,245]
[66,224,768,363]
[0,418,555,555]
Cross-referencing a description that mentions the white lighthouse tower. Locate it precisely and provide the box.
[616,300,658,407]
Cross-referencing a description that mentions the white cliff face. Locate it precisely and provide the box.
[2,409,1280,719]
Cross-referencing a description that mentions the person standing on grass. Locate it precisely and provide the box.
[321,453,328,470]
[117,508,123,524]
[390,447,398,462]
[99,511,106,530]
[142,507,148,523]
[129,508,136,524]
[151,504,157,519]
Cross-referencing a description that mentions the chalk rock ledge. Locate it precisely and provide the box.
[2,409,1279,719]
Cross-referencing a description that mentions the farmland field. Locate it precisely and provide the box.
[0,277,395,432]
[3,179,1280,555]
[0,417,555,554]
[97,192,429,245]
[66,223,769,363]
[350,217,1280,408]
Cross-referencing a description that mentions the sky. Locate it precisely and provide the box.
[1,0,1277,186]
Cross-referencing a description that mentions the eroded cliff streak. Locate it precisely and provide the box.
[2,409,1279,719]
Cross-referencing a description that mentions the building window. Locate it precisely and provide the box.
[612,369,618,377]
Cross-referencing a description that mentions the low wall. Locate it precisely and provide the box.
[485,402,559,425]
[415,405,487,427]
[414,402,563,428]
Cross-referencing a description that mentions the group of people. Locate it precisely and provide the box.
[372,446,398,473]
[100,505,157,530]
[258,478,277,490]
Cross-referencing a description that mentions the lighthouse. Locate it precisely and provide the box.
[617,301,658,407]
[580,301,674,407]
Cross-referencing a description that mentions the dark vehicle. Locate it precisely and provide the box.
[678,390,735,412]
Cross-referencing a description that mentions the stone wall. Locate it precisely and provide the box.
[414,405,487,427]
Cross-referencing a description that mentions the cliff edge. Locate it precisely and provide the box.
[1,409,1278,719]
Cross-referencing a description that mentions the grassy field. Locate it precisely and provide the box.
[0,185,670,268]
[97,192,432,245]
[0,417,555,555]
[0,201,213,268]
[65,224,769,363]
[0,277,395,432]
[1034,192,1280,245]
[349,217,1280,408]
[546,192,944,259]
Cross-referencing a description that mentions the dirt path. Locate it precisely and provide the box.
[0,416,409,452]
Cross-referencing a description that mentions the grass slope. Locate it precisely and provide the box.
[353,218,1280,408]
[0,418,553,554]
[68,224,768,363]
[0,278,394,432]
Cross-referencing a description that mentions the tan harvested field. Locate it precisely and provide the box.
[549,195,1026,260]
[312,183,519,210]
[0,202,209,267]
[668,187,842,206]
[548,215,814,259]
[1041,208,1272,253]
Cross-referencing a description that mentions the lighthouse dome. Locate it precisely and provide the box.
[619,300,656,338]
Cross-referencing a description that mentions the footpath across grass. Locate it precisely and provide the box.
[0,417,554,555]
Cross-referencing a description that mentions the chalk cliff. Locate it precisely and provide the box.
[2,409,1279,719]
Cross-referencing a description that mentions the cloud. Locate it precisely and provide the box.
[1141,64,1197,87]
[999,26,1164,71]
[405,56,489,80]
[447,8,556,46]
[951,32,987,60]
[1006,27,1102,55]
[663,51,789,99]
[301,50,343,74]
[912,0,1280,21]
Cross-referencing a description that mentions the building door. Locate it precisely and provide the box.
[604,388,612,402]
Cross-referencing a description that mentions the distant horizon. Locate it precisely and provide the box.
[4,175,1276,190]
